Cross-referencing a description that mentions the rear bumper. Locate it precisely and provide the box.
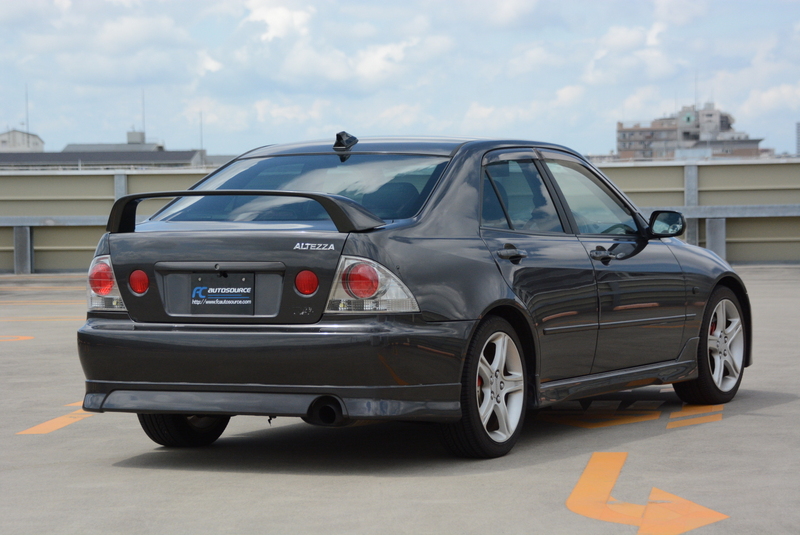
[83,386,462,421]
[78,315,473,421]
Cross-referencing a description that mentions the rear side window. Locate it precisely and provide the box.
[482,160,564,233]
[152,154,449,223]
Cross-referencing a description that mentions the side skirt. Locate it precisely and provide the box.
[535,337,699,407]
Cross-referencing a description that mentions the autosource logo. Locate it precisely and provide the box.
[191,285,253,306]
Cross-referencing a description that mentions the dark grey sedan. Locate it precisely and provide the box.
[78,133,751,458]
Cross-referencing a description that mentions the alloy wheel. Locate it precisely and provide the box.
[475,332,525,442]
[707,298,745,392]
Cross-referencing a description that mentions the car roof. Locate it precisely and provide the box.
[237,136,584,160]
[240,136,476,158]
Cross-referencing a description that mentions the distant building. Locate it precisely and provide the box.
[0,130,214,169]
[0,150,207,169]
[617,103,761,160]
[0,129,44,152]
[62,130,165,152]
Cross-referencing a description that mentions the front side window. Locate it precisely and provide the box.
[482,160,563,233]
[152,154,449,223]
[544,160,638,235]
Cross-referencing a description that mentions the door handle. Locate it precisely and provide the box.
[590,248,625,261]
[497,248,528,261]
[589,249,613,261]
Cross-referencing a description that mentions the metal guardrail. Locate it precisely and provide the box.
[3,203,799,274]
[638,205,800,262]
[2,162,799,273]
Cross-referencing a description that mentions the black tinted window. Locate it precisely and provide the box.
[544,159,638,235]
[153,155,449,223]
[482,175,510,229]
[483,160,564,233]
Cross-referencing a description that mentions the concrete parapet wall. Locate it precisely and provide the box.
[1,160,798,272]
[0,170,205,272]
[599,159,800,264]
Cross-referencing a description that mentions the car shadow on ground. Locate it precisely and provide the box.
[112,386,795,477]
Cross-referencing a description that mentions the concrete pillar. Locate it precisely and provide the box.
[114,173,128,200]
[684,164,699,246]
[705,218,727,260]
[13,226,33,274]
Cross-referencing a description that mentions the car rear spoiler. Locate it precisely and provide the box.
[106,190,387,234]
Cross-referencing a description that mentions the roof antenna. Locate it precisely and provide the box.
[333,131,358,151]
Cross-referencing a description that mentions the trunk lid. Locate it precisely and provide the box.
[109,228,346,324]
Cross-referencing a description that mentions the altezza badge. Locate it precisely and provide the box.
[294,243,335,251]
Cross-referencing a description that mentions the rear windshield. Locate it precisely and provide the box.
[151,154,449,224]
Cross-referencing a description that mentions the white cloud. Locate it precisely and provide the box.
[600,26,647,51]
[375,104,425,129]
[634,48,678,79]
[95,16,191,54]
[246,0,315,41]
[0,0,63,24]
[255,99,329,123]
[646,22,667,46]
[706,39,797,115]
[465,0,539,26]
[653,0,708,25]
[278,41,351,82]
[508,46,562,75]
[183,97,250,132]
[553,85,585,107]
[583,23,678,85]
[354,39,417,82]
[741,82,800,115]
[460,100,549,134]
[3,0,800,155]
[609,86,676,122]
[464,102,496,122]
[267,34,443,88]
[198,51,223,75]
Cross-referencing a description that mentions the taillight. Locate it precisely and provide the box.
[325,256,419,314]
[89,261,115,296]
[342,263,380,299]
[86,256,126,311]
[295,270,319,295]
[129,270,149,295]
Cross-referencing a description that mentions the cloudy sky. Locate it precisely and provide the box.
[2,0,799,156]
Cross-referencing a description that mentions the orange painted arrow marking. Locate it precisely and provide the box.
[567,452,728,534]
[537,409,661,428]
[17,409,94,435]
[0,335,34,342]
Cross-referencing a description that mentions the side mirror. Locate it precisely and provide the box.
[648,210,685,237]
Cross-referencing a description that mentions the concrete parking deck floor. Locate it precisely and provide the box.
[1,265,798,534]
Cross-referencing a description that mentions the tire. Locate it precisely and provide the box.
[137,414,230,447]
[673,286,746,405]
[441,317,528,458]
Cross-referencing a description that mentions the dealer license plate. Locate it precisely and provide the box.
[190,273,255,315]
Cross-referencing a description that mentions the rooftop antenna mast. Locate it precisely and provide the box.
[141,88,146,137]
[200,111,205,166]
[25,83,30,147]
